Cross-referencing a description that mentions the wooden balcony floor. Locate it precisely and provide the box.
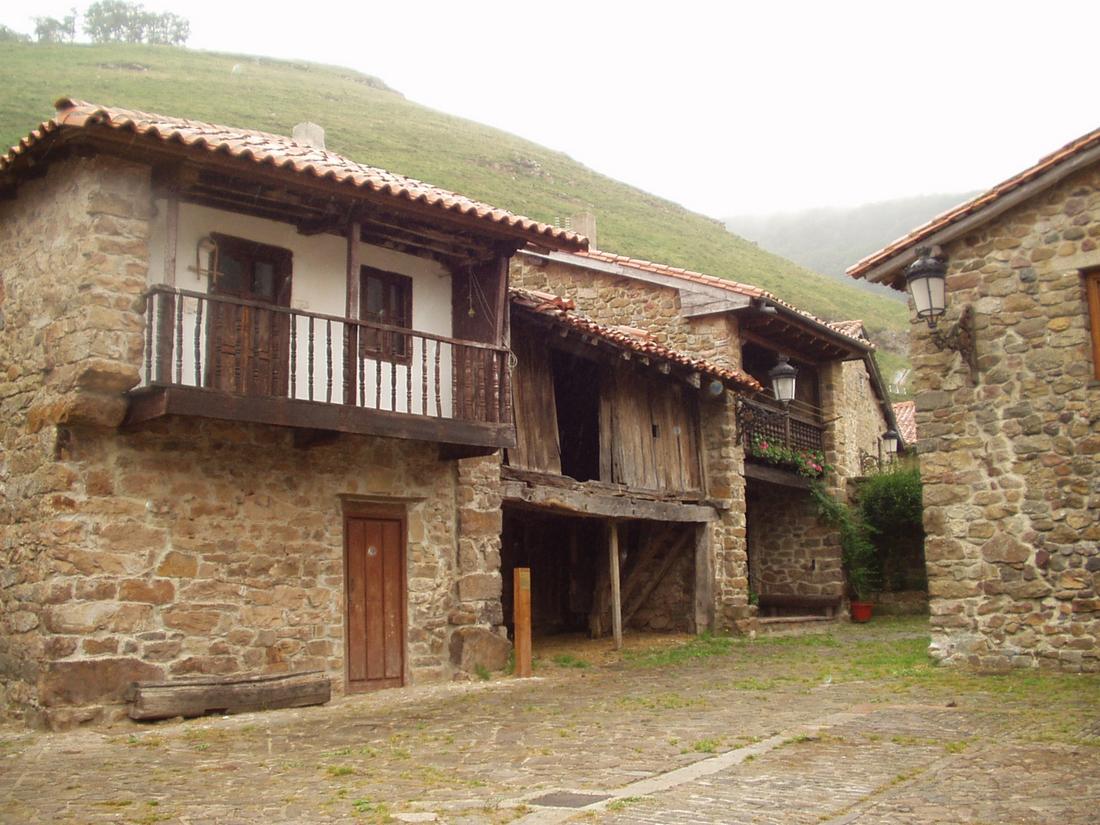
[124,385,515,456]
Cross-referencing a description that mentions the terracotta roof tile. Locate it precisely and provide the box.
[1,98,586,251]
[574,250,867,347]
[847,124,1100,282]
[832,320,867,340]
[510,287,762,393]
[893,400,917,445]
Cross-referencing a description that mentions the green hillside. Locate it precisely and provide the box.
[1,42,908,348]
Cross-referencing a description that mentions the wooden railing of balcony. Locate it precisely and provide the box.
[141,285,512,426]
[736,395,824,455]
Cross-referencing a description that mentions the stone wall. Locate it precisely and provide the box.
[914,164,1100,671]
[9,421,471,728]
[746,483,844,601]
[838,360,890,476]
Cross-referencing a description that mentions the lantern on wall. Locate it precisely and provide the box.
[882,428,900,456]
[904,246,947,328]
[768,355,798,405]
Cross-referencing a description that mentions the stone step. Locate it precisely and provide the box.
[755,615,842,636]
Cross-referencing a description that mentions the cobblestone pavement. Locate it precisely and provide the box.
[1,618,1098,824]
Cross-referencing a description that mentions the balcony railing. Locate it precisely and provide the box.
[737,395,824,456]
[135,285,512,440]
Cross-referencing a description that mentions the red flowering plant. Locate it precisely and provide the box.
[748,434,830,478]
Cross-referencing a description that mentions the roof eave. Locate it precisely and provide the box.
[847,135,1100,287]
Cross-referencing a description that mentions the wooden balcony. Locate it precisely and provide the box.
[736,396,825,487]
[125,286,515,455]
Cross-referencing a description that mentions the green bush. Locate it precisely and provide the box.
[858,464,923,535]
[858,464,926,591]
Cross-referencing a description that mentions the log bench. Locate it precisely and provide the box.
[756,594,842,618]
[125,669,331,721]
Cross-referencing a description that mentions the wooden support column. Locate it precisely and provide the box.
[163,195,179,287]
[513,567,532,678]
[344,220,361,405]
[609,521,623,650]
[693,523,715,634]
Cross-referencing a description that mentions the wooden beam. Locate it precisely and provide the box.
[500,481,718,522]
[609,522,623,650]
[126,670,330,721]
[124,386,517,450]
[743,461,812,489]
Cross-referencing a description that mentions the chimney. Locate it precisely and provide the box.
[571,211,597,251]
[292,122,326,150]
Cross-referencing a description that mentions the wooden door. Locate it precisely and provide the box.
[206,234,292,396]
[345,514,406,691]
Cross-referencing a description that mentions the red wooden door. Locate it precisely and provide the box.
[345,516,405,691]
[206,234,291,396]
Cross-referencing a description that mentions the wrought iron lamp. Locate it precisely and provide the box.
[768,355,798,405]
[882,428,900,458]
[904,246,977,380]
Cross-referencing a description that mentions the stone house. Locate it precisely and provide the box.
[511,236,904,623]
[847,126,1100,671]
[0,99,589,727]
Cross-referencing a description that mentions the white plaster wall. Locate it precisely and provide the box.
[146,201,454,416]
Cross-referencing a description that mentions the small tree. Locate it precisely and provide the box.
[34,10,78,43]
[83,0,189,46]
[0,25,32,42]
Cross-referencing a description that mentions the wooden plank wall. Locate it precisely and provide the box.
[507,326,562,474]
[602,370,703,493]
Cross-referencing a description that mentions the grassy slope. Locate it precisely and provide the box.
[1,43,908,343]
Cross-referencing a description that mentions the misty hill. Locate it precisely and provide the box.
[725,193,979,298]
[2,43,909,348]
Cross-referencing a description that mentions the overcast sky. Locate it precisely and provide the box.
[4,0,1098,217]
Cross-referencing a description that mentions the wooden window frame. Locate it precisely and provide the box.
[209,233,293,305]
[359,265,413,365]
[1087,269,1100,381]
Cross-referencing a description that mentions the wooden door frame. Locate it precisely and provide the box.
[205,233,294,395]
[342,501,408,693]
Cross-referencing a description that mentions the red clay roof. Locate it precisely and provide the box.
[847,124,1100,284]
[510,288,762,393]
[1,98,586,251]
[832,320,867,340]
[893,400,916,445]
[571,249,869,349]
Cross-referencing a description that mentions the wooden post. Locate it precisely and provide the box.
[164,195,179,287]
[609,521,623,650]
[344,220,361,405]
[513,567,532,678]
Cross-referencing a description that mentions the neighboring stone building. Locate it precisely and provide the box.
[0,99,585,727]
[848,127,1100,671]
[513,241,903,621]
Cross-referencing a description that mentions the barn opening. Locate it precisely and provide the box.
[501,506,700,640]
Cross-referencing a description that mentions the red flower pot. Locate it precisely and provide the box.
[850,601,874,623]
